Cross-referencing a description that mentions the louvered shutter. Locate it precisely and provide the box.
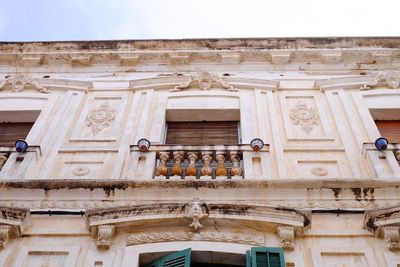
[166,121,239,145]
[246,247,285,267]
[375,120,400,143]
[0,122,34,146]
[144,248,191,267]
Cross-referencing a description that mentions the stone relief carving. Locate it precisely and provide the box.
[361,71,400,90]
[0,224,11,250]
[277,226,295,250]
[127,230,264,246]
[0,75,50,93]
[96,224,115,250]
[182,198,209,232]
[311,166,328,176]
[86,102,116,135]
[0,153,8,171]
[171,70,237,92]
[290,101,319,134]
[72,166,90,176]
[380,226,400,250]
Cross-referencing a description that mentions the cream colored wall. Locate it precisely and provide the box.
[0,39,400,267]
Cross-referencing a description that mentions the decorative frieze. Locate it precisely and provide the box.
[127,229,264,246]
[96,224,115,250]
[277,226,295,251]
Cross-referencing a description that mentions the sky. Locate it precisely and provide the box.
[0,0,399,42]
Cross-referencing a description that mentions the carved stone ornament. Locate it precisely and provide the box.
[183,198,209,232]
[72,166,90,176]
[155,152,169,176]
[380,226,400,250]
[361,71,400,90]
[86,102,116,135]
[127,229,264,246]
[311,166,328,176]
[0,225,11,250]
[0,74,50,93]
[0,153,8,171]
[171,70,237,92]
[290,101,319,134]
[277,226,295,251]
[201,152,213,176]
[96,224,115,250]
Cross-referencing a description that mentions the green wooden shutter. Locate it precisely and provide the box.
[144,248,191,267]
[246,247,285,267]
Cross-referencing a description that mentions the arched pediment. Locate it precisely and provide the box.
[129,71,279,92]
[317,71,400,91]
[0,75,93,93]
[86,199,310,250]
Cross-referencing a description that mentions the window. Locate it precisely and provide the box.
[166,121,240,145]
[141,247,285,267]
[375,120,400,143]
[0,122,34,146]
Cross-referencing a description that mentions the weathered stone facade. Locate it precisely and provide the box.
[0,38,399,266]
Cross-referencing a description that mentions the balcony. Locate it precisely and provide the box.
[0,145,41,179]
[128,144,270,180]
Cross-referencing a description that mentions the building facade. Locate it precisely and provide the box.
[0,38,399,266]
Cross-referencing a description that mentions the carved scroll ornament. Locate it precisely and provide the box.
[171,70,236,92]
[361,71,400,90]
[0,75,50,93]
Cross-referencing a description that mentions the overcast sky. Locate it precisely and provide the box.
[0,0,399,41]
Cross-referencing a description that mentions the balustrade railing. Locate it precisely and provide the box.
[151,145,246,180]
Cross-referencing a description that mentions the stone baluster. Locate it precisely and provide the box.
[155,152,169,176]
[186,152,198,177]
[230,151,243,177]
[171,151,184,177]
[216,152,227,177]
[201,152,213,176]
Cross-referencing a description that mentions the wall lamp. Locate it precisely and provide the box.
[250,138,264,152]
[15,139,28,153]
[137,138,151,152]
[375,137,388,151]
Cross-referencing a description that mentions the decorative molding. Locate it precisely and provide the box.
[171,70,237,92]
[0,75,50,93]
[182,198,209,232]
[360,71,400,90]
[96,224,115,250]
[311,167,328,176]
[277,226,295,251]
[290,101,319,134]
[86,102,116,135]
[72,166,90,176]
[127,229,264,246]
[0,198,394,210]
[0,225,11,250]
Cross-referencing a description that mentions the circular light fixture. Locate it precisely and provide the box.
[375,137,388,151]
[137,138,151,152]
[250,138,264,152]
[15,139,28,153]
